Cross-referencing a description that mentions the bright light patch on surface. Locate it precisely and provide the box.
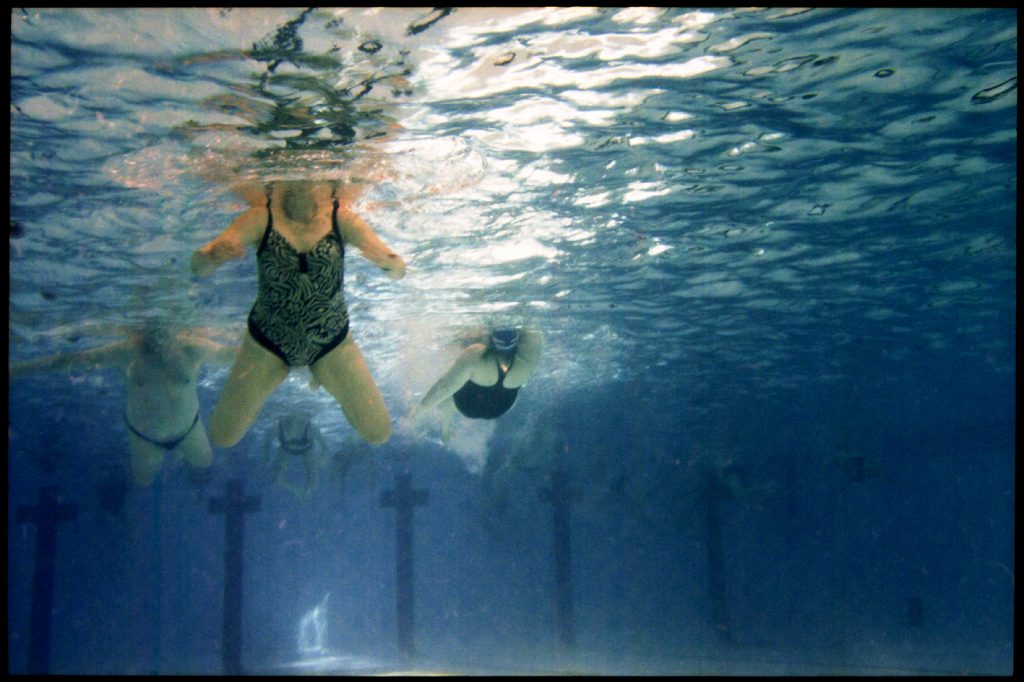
[664,111,694,122]
[540,6,600,26]
[516,164,574,186]
[611,7,664,25]
[561,89,661,108]
[465,124,586,152]
[438,8,572,48]
[528,27,704,61]
[674,10,718,29]
[710,32,774,52]
[630,129,695,146]
[587,56,731,87]
[486,97,617,127]
[422,46,730,100]
[437,238,560,268]
[623,182,672,203]
[575,192,612,208]
[728,141,759,157]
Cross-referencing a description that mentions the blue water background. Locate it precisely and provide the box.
[8,8,1015,675]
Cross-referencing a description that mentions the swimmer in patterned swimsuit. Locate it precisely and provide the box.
[191,180,405,448]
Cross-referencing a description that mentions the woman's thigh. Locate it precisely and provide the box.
[128,435,165,487]
[179,420,214,469]
[210,332,289,447]
[310,337,391,444]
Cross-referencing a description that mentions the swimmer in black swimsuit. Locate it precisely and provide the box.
[9,321,237,487]
[191,180,405,449]
[451,329,522,419]
[408,326,542,442]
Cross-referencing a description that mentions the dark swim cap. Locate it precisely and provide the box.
[491,328,518,353]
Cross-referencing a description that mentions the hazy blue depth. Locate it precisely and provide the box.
[9,8,1015,675]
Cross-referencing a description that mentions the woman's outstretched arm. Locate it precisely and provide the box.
[337,207,407,281]
[190,205,266,277]
[411,344,487,415]
[9,339,136,379]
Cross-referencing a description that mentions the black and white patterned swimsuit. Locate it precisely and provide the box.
[246,197,350,367]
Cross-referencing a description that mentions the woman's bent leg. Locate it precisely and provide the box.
[180,421,215,469]
[310,335,391,444]
[128,436,165,487]
[210,332,289,448]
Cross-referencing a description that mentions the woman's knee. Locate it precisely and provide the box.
[210,430,240,450]
[209,410,244,449]
[187,444,215,468]
[359,416,392,445]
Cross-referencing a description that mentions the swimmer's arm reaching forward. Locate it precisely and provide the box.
[9,340,136,379]
[336,206,406,281]
[190,206,266,277]
[179,331,239,365]
[411,344,488,416]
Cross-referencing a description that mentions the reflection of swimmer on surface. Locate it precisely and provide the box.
[407,326,541,442]
[9,321,237,487]
[191,180,406,449]
[264,414,328,501]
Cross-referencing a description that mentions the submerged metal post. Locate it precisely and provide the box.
[16,485,78,675]
[703,471,732,644]
[209,478,261,675]
[380,472,428,666]
[540,468,576,656]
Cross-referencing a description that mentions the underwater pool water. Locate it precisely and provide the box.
[9,7,1015,675]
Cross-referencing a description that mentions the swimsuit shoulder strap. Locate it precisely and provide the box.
[331,196,343,243]
[257,193,274,254]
